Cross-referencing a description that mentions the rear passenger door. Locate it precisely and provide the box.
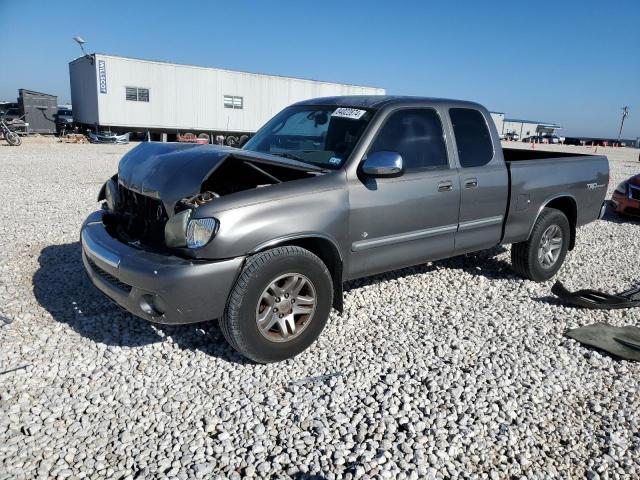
[347,108,460,279]
[449,108,509,253]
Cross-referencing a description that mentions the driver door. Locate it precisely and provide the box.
[346,107,461,279]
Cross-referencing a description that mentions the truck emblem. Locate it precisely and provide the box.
[362,232,368,238]
[586,183,606,190]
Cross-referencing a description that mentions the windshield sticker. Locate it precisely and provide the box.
[329,157,342,165]
[332,108,367,120]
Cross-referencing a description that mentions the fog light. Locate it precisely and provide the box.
[139,294,166,317]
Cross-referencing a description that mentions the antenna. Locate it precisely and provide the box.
[618,106,629,142]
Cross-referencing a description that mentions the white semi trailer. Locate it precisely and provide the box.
[69,53,385,143]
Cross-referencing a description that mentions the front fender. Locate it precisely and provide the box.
[194,187,350,262]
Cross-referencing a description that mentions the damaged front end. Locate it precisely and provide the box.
[99,142,323,254]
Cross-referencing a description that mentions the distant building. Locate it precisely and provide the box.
[1,90,58,134]
[69,53,385,140]
[502,118,562,139]
[489,111,504,135]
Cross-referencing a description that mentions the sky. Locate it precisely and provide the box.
[0,0,638,138]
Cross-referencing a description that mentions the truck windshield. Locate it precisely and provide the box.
[243,105,373,169]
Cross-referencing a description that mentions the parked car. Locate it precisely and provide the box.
[55,107,74,134]
[611,174,640,217]
[1,106,21,122]
[0,106,28,133]
[523,135,560,144]
[504,132,519,141]
[81,96,609,362]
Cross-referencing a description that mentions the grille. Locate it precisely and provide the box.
[87,257,132,293]
[117,184,168,248]
[629,185,640,201]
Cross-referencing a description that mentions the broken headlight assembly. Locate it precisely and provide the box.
[164,210,219,249]
[186,218,219,248]
[98,177,119,212]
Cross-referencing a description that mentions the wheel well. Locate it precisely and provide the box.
[258,237,344,313]
[545,197,577,250]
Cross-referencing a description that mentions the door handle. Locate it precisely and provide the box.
[437,180,453,192]
[464,178,478,188]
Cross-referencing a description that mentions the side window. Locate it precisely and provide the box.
[368,109,448,171]
[449,108,493,168]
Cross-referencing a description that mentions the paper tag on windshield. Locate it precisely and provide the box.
[332,108,367,120]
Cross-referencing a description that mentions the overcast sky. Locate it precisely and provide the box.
[1,0,638,138]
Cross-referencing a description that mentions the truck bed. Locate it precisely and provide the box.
[501,148,609,245]
[503,147,589,161]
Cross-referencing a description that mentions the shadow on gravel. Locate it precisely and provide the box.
[344,245,513,292]
[32,242,247,364]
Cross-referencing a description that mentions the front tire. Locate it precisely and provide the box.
[220,246,333,363]
[5,131,21,146]
[511,208,570,282]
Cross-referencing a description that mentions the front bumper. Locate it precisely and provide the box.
[611,191,640,217]
[81,211,244,324]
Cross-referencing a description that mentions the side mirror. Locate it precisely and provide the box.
[362,151,404,177]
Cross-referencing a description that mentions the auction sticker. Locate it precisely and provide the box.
[332,108,367,120]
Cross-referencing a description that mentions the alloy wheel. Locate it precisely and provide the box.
[538,224,563,268]
[255,273,317,342]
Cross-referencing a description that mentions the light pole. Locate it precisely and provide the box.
[618,106,629,142]
[73,36,88,56]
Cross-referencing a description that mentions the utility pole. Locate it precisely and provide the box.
[618,106,629,141]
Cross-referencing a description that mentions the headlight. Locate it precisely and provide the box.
[614,182,627,195]
[186,218,219,248]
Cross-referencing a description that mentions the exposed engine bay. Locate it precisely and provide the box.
[176,158,317,212]
[102,142,324,251]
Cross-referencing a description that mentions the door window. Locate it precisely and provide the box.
[368,109,449,171]
[449,108,493,167]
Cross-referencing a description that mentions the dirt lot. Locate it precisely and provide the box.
[1,138,639,479]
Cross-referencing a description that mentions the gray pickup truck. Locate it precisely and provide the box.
[81,96,609,362]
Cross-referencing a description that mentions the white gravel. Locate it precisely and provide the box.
[1,138,639,479]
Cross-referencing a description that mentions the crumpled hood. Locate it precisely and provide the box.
[117,142,323,214]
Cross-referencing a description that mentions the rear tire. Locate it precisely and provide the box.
[511,208,570,282]
[5,131,21,146]
[220,246,333,363]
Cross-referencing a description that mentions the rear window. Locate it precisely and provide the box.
[449,108,493,168]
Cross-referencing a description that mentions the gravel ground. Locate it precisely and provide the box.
[1,139,639,480]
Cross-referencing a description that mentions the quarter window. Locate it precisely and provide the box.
[125,87,149,102]
[368,109,448,171]
[224,95,243,109]
[449,108,493,167]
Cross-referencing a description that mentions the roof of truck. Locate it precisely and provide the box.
[294,95,482,110]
